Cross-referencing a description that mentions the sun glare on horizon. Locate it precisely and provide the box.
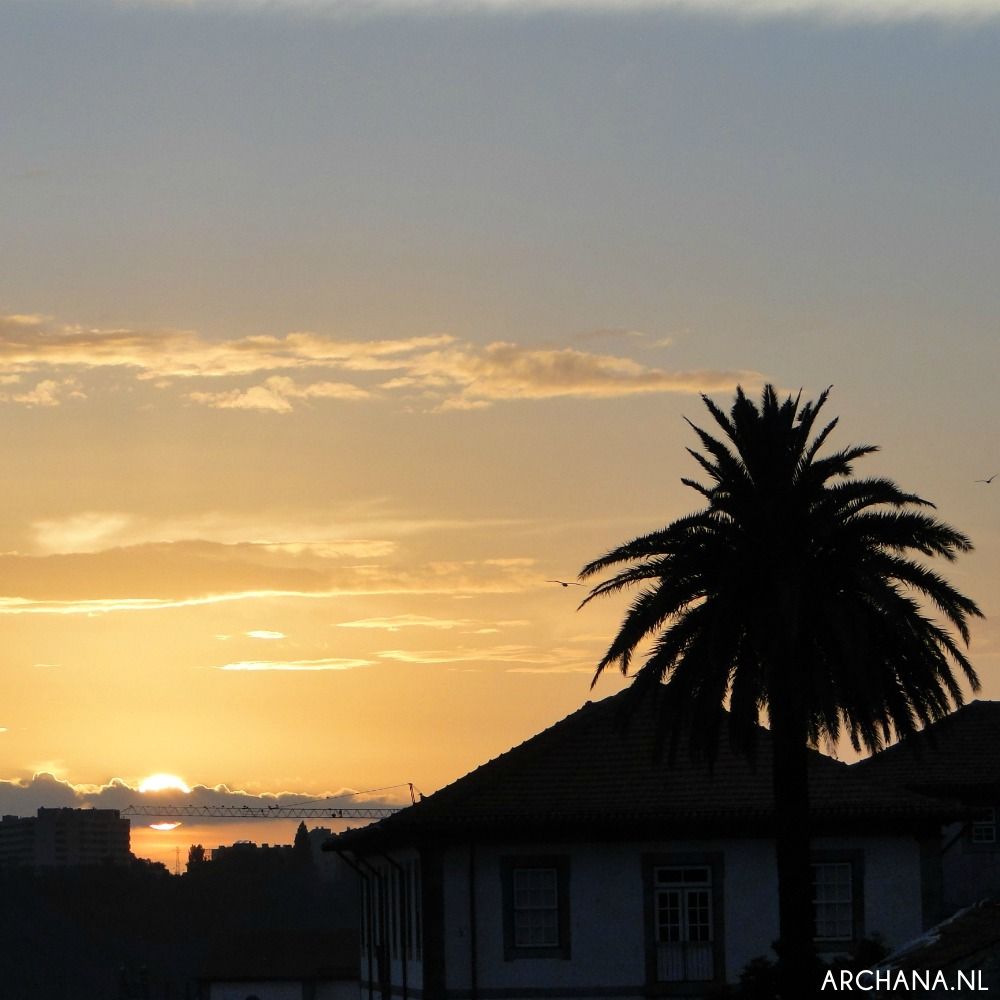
[138,773,192,794]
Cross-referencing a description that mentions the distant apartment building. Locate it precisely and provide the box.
[0,807,131,868]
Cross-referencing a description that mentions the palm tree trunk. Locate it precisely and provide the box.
[770,703,816,999]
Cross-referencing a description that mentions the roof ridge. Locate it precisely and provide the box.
[415,695,611,806]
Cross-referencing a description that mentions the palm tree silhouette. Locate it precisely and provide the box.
[579,385,981,996]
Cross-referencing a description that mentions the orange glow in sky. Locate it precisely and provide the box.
[2,0,999,869]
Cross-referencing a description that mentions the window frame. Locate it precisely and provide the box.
[810,850,865,950]
[500,855,571,961]
[971,807,997,846]
[643,852,725,992]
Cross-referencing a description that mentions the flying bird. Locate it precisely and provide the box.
[547,579,584,588]
[976,474,998,484]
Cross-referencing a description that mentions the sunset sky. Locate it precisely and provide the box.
[2,0,1000,867]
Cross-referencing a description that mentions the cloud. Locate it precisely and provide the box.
[0,541,538,614]
[389,341,759,410]
[336,613,476,631]
[0,772,406,823]
[246,630,286,639]
[190,383,293,413]
[217,657,372,671]
[1,378,85,407]
[29,510,400,559]
[189,375,370,413]
[0,313,761,413]
[80,0,1000,23]
[261,541,398,558]
[0,315,450,381]
[377,643,592,668]
[505,664,596,673]
[31,512,135,554]
[0,541,332,605]
[337,615,530,633]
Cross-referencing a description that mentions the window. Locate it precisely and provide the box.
[513,867,559,947]
[361,860,422,961]
[405,858,422,960]
[971,808,997,845]
[390,866,399,958]
[810,853,863,946]
[501,856,570,960]
[812,863,853,941]
[653,866,715,982]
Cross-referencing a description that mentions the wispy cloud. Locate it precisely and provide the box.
[189,375,370,412]
[28,510,402,559]
[246,630,286,639]
[217,657,372,671]
[413,342,754,411]
[1,378,85,407]
[0,541,539,615]
[0,315,449,381]
[337,613,476,631]
[77,0,1000,23]
[377,643,592,668]
[0,313,761,413]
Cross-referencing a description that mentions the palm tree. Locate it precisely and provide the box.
[579,385,982,997]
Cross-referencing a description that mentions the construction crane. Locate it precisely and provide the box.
[123,803,400,820]
[122,782,418,821]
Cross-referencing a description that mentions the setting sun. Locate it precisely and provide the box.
[138,774,191,794]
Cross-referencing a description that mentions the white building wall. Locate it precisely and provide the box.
[812,832,925,951]
[434,832,926,994]
[939,821,1000,914]
[359,830,927,998]
[442,838,781,993]
[714,837,781,972]
[444,840,646,997]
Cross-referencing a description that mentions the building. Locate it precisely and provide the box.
[873,900,1000,996]
[333,689,949,999]
[856,700,1000,915]
[0,807,131,868]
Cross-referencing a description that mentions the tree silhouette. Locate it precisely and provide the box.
[580,384,982,996]
[293,821,313,869]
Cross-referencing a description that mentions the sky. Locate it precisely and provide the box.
[2,0,1000,867]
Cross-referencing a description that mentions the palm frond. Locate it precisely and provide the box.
[579,382,980,765]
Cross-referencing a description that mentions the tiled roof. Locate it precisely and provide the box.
[337,689,948,850]
[855,701,1000,795]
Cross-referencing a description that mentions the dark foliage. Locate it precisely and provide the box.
[0,846,359,1000]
